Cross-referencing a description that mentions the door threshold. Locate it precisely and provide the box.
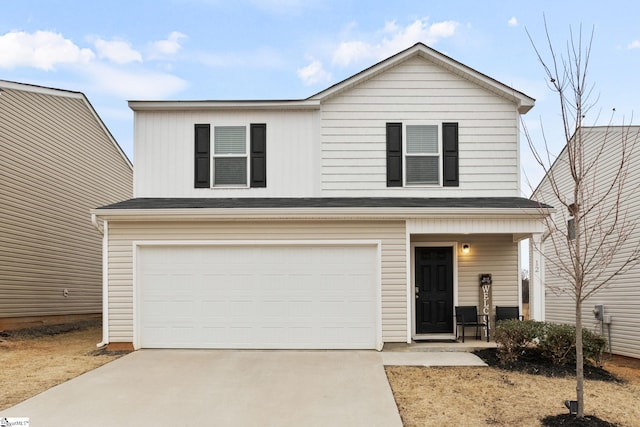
[413,334,456,342]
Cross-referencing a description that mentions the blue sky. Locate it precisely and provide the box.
[2,0,639,193]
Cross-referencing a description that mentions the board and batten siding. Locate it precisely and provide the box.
[134,109,319,198]
[106,220,406,344]
[320,56,521,197]
[535,127,640,359]
[0,85,132,321]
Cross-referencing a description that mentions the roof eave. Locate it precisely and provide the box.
[92,206,554,221]
[128,99,321,112]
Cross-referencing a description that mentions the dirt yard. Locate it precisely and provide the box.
[0,322,126,410]
[2,323,639,426]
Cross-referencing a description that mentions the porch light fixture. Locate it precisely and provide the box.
[461,243,470,254]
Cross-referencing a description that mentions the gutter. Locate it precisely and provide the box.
[91,213,109,348]
[91,213,104,234]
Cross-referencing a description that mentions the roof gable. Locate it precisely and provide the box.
[308,43,535,114]
[0,79,132,169]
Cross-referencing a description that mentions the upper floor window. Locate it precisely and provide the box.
[406,125,439,185]
[194,123,266,189]
[387,122,458,188]
[214,126,247,186]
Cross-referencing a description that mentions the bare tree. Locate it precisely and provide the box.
[525,20,640,419]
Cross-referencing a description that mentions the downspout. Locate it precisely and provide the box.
[91,214,109,348]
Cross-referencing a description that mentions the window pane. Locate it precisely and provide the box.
[214,126,246,154]
[214,157,247,185]
[406,156,439,184]
[407,125,438,153]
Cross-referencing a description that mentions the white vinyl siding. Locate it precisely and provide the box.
[134,110,318,197]
[106,220,406,344]
[534,126,640,359]
[320,56,520,197]
[0,84,132,320]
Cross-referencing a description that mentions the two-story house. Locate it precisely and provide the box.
[92,43,550,351]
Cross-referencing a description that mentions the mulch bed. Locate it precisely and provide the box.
[473,348,622,383]
[541,414,618,426]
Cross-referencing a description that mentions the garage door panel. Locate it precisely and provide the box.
[138,244,378,349]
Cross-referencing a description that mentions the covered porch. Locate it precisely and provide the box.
[405,214,546,344]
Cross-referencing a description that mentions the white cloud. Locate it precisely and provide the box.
[508,17,518,27]
[94,38,142,64]
[149,31,187,58]
[85,62,187,99]
[0,30,94,70]
[297,59,331,85]
[332,18,459,67]
[627,40,640,49]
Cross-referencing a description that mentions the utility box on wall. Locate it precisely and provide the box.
[593,304,604,321]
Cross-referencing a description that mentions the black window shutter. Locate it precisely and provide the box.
[386,123,403,187]
[194,124,210,188]
[250,123,267,188]
[442,122,459,187]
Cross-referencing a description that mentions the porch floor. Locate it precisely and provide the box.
[383,339,497,353]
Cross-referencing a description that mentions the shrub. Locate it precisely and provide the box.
[538,323,575,365]
[494,319,544,363]
[537,323,608,366]
[493,320,607,367]
[582,328,607,367]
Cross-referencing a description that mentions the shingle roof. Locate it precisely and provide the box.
[98,197,551,210]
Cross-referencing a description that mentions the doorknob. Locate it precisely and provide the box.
[415,286,419,299]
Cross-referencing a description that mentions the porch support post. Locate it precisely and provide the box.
[529,234,545,321]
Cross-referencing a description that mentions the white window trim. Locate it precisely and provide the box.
[211,125,250,188]
[403,122,442,187]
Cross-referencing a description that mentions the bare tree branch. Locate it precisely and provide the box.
[527,18,640,418]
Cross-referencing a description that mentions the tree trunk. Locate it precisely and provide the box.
[576,300,584,418]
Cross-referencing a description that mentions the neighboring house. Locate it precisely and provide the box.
[530,126,640,359]
[92,43,550,351]
[0,81,133,331]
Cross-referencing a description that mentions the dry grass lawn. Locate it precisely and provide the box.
[0,325,123,410]
[386,359,640,427]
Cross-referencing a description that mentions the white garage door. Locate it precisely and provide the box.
[137,244,379,349]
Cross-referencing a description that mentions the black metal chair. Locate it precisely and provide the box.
[495,306,524,323]
[455,306,489,342]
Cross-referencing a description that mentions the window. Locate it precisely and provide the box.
[386,122,458,188]
[568,218,576,240]
[213,126,247,186]
[194,123,266,189]
[405,125,439,185]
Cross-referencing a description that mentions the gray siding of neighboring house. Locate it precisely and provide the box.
[535,126,640,359]
[0,83,132,325]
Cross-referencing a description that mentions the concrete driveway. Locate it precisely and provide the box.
[0,350,402,427]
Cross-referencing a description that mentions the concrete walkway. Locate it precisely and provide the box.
[382,351,487,366]
[0,350,403,427]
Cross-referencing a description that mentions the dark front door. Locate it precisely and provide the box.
[415,246,454,334]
